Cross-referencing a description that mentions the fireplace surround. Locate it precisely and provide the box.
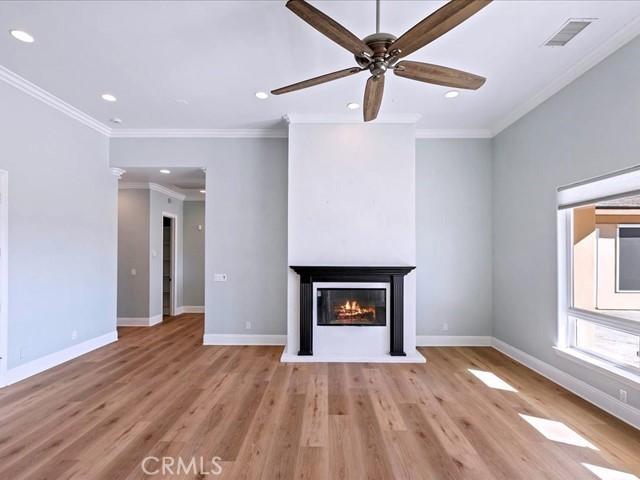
[290,266,415,357]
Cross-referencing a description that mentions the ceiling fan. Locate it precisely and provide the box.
[272,0,491,121]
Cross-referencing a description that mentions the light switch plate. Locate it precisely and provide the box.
[214,273,228,282]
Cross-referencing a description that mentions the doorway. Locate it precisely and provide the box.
[162,213,177,317]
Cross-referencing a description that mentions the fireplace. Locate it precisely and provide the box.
[317,288,386,326]
[290,266,415,357]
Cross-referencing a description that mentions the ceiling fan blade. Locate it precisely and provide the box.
[363,75,385,122]
[394,61,485,89]
[271,67,364,95]
[286,0,373,57]
[389,0,491,59]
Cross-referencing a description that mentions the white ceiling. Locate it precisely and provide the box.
[120,167,206,200]
[1,1,640,134]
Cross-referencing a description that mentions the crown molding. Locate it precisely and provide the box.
[109,128,287,138]
[118,182,186,201]
[491,13,640,136]
[110,167,126,179]
[0,64,111,136]
[284,113,422,124]
[415,129,492,139]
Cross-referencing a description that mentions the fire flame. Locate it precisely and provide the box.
[335,299,375,319]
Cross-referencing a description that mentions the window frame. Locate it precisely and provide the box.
[558,197,640,380]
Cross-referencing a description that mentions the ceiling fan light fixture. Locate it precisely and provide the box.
[445,90,459,99]
[346,102,360,110]
[255,91,269,100]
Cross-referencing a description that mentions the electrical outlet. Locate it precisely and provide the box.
[131,268,137,276]
[619,389,628,403]
[71,330,78,340]
[442,323,449,332]
[245,321,251,330]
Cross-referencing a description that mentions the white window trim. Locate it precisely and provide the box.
[557,171,640,385]
[615,224,640,293]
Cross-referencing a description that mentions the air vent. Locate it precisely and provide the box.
[544,19,595,47]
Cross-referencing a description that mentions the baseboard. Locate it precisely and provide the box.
[179,306,204,314]
[491,337,640,430]
[117,314,162,327]
[1,331,118,387]
[417,335,492,346]
[203,334,286,346]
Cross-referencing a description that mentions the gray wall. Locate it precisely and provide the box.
[117,189,150,318]
[183,201,205,307]
[416,139,493,336]
[111,137,288,336]
[0,81,117,369]
[493,36,640,409]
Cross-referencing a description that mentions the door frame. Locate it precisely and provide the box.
[162,212,178,317]
[0,170,8,383]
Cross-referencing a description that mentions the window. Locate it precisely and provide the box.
[617,225,640,292]
[574,318,640,370]
[558,169,640,377]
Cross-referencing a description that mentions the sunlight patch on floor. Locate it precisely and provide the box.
[518,414,598,450]
[467,369,518,392]
[582,463,640,480]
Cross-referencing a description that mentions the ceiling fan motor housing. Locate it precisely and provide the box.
[355,32,397,73]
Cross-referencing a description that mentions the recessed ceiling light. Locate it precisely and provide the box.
[110,117,122,124]
[346,102,360,110]
[444,90,459,99]
[10,30,34,43]
[160,169,171,174]
[255,91,269,100]
[200,190,206,194]
[101,93,117,102]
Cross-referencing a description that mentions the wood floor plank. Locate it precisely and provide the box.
[0,317,638,480]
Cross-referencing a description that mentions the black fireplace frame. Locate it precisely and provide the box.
[290,266,416,357]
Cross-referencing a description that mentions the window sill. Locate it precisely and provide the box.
[554,347,640,389]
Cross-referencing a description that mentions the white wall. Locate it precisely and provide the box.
[0,81,117,369]
[416,139,493,337]
[287,122,417,357]
[493,36,640,411]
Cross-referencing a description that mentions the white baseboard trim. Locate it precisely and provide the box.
[417,335,492,346]
[117,314,162,327]
[280,350,426,364]
[1,331,118,387]
[203,334,286,346]
[491,337,640,430]
[179,306,204,314]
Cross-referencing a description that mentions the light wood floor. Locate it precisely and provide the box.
[0,314,638,479]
